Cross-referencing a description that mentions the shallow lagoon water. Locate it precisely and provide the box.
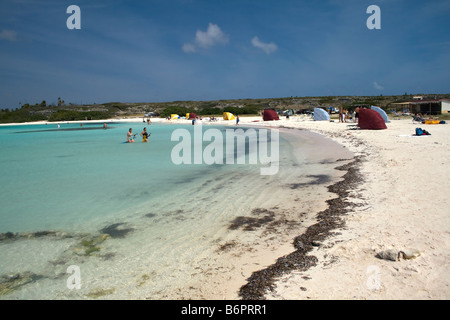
[0,121,352,299]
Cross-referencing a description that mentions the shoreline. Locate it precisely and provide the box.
[235,118,369,299]
[239,156,363,299]
[2,115,449,299]
[242,116,450,300]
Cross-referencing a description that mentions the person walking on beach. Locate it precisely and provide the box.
[339,107,344,123]
[140,127,149,142]
[127,128,135,143]
[236,115,240,126]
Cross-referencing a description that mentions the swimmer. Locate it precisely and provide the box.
[140,127,149,142]
[127,128,135,143]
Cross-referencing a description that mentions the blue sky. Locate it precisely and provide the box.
[0,0,449,108]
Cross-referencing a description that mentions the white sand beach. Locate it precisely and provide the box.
[230,115,450,300]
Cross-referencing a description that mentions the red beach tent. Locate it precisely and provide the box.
[263,109,279,121]
[358,108,387,130]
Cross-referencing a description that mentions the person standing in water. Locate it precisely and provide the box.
[127,128,135,143]
[140,127,149,142]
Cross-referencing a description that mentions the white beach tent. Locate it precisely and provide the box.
[313,108,330,121]
[371,106,390,123]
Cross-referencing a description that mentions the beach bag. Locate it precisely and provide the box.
[415,128,431,136]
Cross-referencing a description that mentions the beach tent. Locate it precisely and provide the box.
[223,112,235,120]
[313,108,330,121]
[186,113,197,120]
[170,114,180,120]
[263,109,279,121]
[358,108,387,130]
[371,106,390,123]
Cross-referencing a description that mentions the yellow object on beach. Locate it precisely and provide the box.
[223,112,235,121]
[170,114,180,120]
[424,120,440,124]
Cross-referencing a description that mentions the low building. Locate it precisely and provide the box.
[392,99,450,115]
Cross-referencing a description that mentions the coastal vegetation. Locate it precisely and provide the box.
[1,93,449,123]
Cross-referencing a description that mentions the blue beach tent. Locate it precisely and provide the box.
[313,108,330,121]
[371,106,390,123]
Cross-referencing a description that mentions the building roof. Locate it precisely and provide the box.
[393,99,450,105]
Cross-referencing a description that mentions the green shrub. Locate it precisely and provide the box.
[48,110,111,122]
[0,109,47,123]
[160,106,189,118]
[198,107,221,115]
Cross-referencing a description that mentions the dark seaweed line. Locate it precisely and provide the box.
[238,156,363,300]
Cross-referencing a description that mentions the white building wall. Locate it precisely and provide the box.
[442,100,450,113]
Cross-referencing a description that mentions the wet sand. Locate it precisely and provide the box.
[239,115,450,300]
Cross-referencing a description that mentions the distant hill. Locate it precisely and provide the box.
[1,93,449,123]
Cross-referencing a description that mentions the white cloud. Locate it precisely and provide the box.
[195,23,229,48]
[251,36,278,54]
[182,23,229,53]
[182,43,196,53]
[0,29,18,41]
[373,81,384,90]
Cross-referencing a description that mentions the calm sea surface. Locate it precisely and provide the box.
[0,121,352,299]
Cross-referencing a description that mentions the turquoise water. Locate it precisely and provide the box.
[0,122,250,233]
[0,121,352,299]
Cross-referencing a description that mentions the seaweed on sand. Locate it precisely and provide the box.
[228,209,276,231]
[239,157,363,300]
[99,223,134,239]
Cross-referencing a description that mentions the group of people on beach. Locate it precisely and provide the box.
[127,127,150,143]
[339,107,359,123]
